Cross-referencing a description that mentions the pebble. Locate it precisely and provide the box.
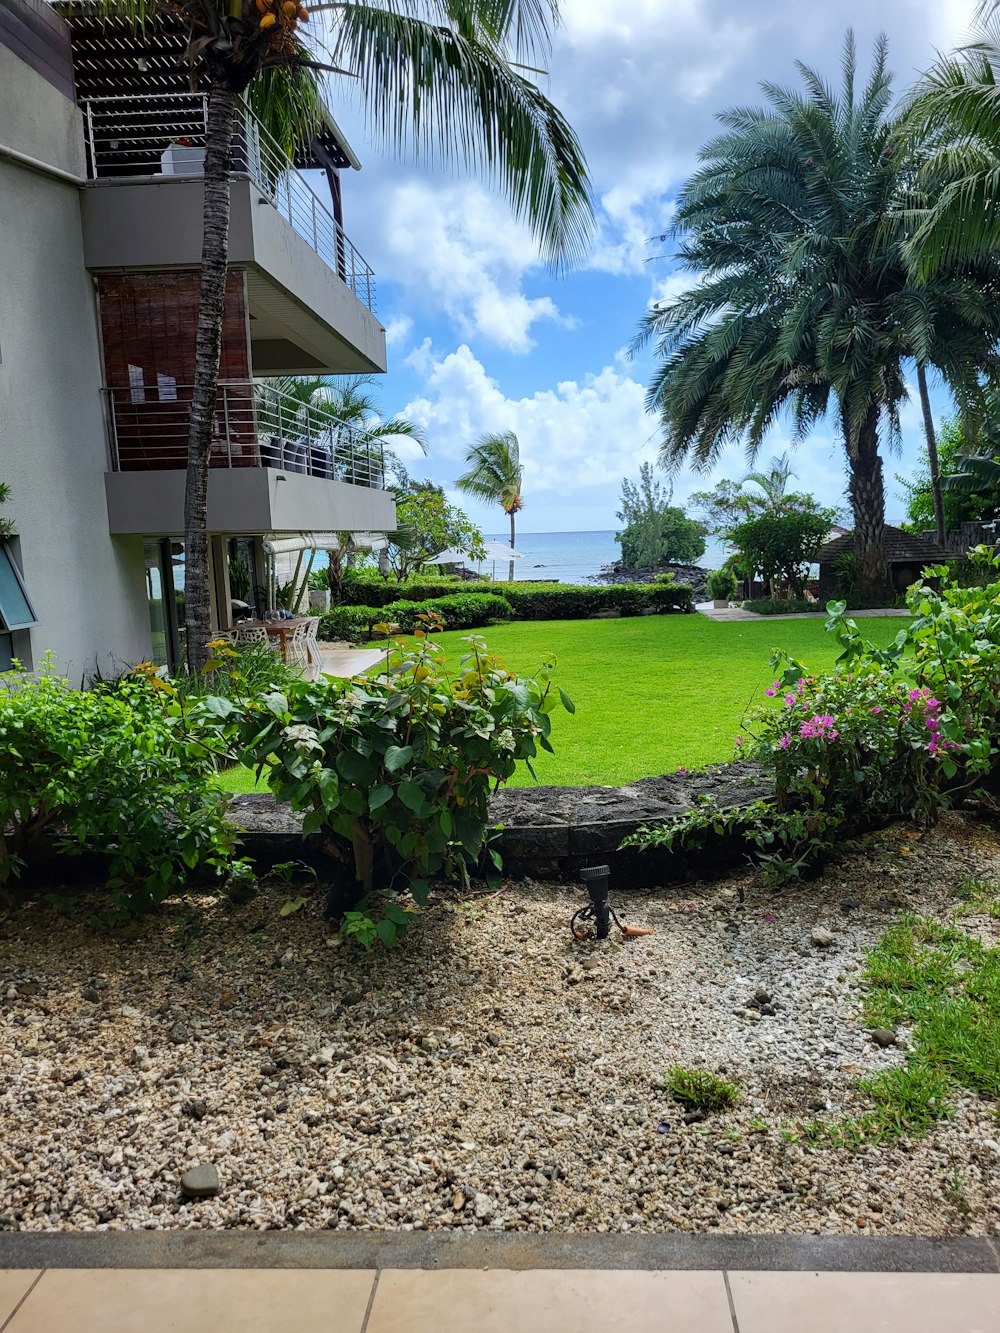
[870,1028,897,1048]
[811,926,836,948]
[180,1165,221,1199]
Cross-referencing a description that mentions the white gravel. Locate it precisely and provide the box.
[2,811,1000,1236]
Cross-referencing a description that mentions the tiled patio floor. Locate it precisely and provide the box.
[3,1267,999,1332]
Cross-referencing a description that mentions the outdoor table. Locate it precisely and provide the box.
[236,617,312,664]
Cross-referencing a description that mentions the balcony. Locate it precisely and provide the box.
[78,95,386,376]
[102,380,397,538]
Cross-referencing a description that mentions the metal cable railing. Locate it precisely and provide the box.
[81,93,376,312]
[102,380,386,488]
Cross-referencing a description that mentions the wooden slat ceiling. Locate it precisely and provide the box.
[60,7,352,169]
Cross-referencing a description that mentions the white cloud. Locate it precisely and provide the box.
[383,315,413,349]
[400,344,659,518]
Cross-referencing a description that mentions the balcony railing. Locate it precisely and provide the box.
[80,93,376,313]
[103,380,386,488]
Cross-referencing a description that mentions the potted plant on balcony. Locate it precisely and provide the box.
[307,567,330,611]
[160,135,206,175]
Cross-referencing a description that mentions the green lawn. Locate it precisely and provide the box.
[217,612,905,791]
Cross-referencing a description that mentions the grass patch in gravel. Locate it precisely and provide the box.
[802,889,1000,1149]
[665,1065,740,1113]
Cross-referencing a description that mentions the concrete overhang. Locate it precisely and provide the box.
[80,174,387,376]
[105,468,396,538]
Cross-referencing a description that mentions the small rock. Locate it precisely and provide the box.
[341,990,364,1008]
[811,926,835,948]
[486,1034,501,1048]
[581,958,600,973]
[168,1022,191,1044]
[81,986,101,1004]
[473,1193,496,1222]
[753,987,772,1005]
[180,1164,221,1199]
[683,1111,706,1125]
[302,1111,323,1127]
[759,1003,776,1016]
[130,1045,148,1066]
[870,1028,896,1048]
[182,1100,209,1121]
[840,899,861,912]
[452,1191,466,1211]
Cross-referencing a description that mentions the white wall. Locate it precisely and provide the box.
[0,41,152,680]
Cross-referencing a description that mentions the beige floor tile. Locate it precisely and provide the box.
[366,1269,733,1333]
[0,1271,40,1325]
[729,1271,1000,1333]
[6,1268,375,1333]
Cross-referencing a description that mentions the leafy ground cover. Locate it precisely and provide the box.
[217,613,905,791]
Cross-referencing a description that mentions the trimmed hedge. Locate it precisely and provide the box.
[340,575,466,607]
[328,579,694,632]
[319,593,513,643]
[742,596,820,616]
[500,582,693,618]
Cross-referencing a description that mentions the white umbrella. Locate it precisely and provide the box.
[426,542,525,579]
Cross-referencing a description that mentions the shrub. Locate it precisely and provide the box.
[742,596,817,615]
[500,582,693,619]
[0,661,236,914]
[320,594,512,642]
[706,568,738,601]
[383,593,512,633]
[319,604,390,643]
[626,547,1000,884]
[339,574,465,607]
[236,630,573,938]
[665,1066,739,1112]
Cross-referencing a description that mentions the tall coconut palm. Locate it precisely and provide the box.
[455,430,523,580]
[92,0,593,672]
[634,33,1000,601]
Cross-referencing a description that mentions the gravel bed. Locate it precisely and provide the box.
[3,812,1000,1236]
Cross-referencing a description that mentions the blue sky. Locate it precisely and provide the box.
[330,0,978,535]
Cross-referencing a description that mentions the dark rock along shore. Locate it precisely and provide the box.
[594,562,710,600]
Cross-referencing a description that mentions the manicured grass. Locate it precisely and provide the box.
[216,612,905,792]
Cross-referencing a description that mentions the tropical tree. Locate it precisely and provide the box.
[93,0,594,671]
[388,481,485,581]
[257,373,427,485]
[615,463,705,569]
[455,430,524,580]
[634,33,1000,602]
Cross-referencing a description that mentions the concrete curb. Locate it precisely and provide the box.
[1,1232,997,1273]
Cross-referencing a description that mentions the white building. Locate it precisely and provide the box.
[0,0,393,677]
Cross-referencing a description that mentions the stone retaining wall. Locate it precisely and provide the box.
[230,762,774,890]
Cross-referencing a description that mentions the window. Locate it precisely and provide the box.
[128,363,146,405]
[0,544,37,672]
[0,545,37,632]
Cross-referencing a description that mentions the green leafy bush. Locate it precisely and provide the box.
[319,593,512,643]
[706,568,739,600]
[237,631,573,935]
[742,596,818,615]
[627,549,1000,883]
[0,661,236,913]
[500,582,693,619]
[339,574,465,607]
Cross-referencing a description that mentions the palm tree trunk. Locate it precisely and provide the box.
[917,362,946,547]
[184,82,239,676]
[508,509,516,583]
[846,407,891,604]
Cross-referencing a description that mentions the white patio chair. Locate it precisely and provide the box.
[233,625,270,645]
[286,620,312,671]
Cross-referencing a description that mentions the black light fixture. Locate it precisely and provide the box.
[578,864,611,939]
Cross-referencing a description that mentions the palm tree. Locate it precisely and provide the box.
[901,7,1000,281]
[94,0,594,672]
[455,430,523,580]
[257,373,426,484]
[634,33,1000,601]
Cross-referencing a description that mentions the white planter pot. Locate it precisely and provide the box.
[712,599,731,609]
[309,589,331,612]
[160,145,205,175]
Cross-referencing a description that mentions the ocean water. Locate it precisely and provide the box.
[481,530,729,585]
